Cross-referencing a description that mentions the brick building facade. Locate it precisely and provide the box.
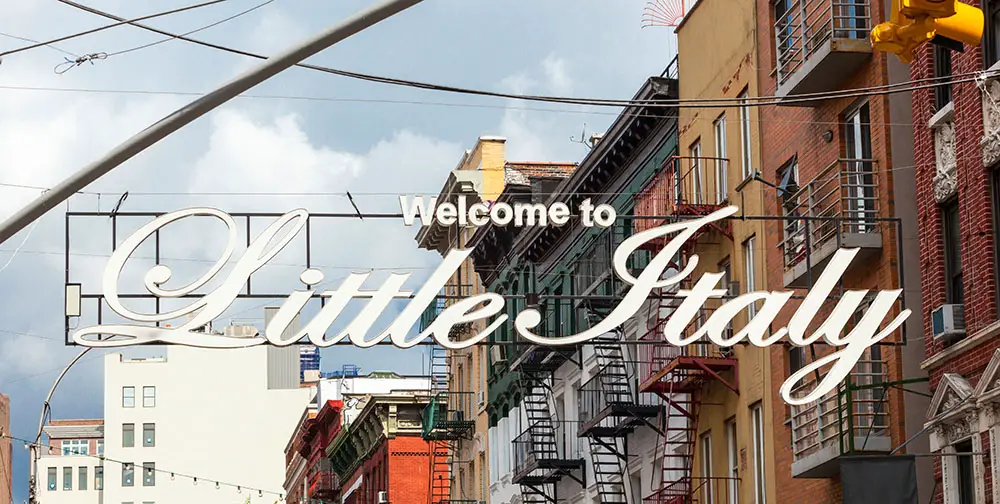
[1,392,9,504]
[910,6,1000,502]
[752,0,929,500]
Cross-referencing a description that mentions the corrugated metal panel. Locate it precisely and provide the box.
[264,307,301,390]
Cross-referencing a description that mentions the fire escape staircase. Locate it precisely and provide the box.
[426,345,463,504]
[514,374,585,504]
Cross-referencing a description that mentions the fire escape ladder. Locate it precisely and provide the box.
[429,439,454,504]
[430,345,450,395]
[653,382,701,504]
[520,375,562,504]
[590,331,633,503]
[589,436,630,503]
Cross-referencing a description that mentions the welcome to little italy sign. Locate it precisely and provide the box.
[71,197,909,406]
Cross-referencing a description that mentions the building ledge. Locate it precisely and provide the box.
[922,319,1000,370]
[791,435,892,478]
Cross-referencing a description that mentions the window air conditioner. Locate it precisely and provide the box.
[477,390,486,407]
[932,304,965,342]
[378,490,389,503]
[490,346,505,364]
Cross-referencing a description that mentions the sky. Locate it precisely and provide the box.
[0,0,678,500]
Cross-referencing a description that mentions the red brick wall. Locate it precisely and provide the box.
[0,393,9,504]
[387,436,436,504]
[910,6,1000,501]
[754,0,911,501]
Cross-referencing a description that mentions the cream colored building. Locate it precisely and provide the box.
[415,136,509,503]
[670,1,777,502]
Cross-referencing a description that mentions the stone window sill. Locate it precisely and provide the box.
[929,101,955,129]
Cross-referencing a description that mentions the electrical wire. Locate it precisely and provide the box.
[0,31,78,58]
[48,0,1000,108]
[0,432,332,504]
[0,0,233,58]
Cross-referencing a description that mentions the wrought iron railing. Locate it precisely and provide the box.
[643,476,741,504]
[578,365,637,425]
[633,155,730,235]
[307,458,339,498]
[422,391,477,438]
[639,303,736,388]
[775,0,871,85]
[789,358,889,462]
[512,420,578,475]
[778,158,880,270]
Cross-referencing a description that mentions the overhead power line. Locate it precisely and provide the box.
[50,0,998,108]
[0,0,233,59]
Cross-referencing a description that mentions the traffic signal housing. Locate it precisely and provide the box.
[871,0,984,63]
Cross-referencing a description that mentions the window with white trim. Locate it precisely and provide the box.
[691,141,704,205]
[143,386,155,408]
[701,432,714,504]
[739,89,753,181]
[727,418,739,504]
[62,439,88,456]
[122,386,135,408]
[744,237,758,317]
[714,114,728,204]
[751,403,766,504]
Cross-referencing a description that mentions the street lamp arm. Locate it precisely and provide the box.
[0,0,424,246]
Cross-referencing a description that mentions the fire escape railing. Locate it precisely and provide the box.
[307,458,339,500]
[422,392,476,440]
[779,158,880,270]
[775,0,871,85]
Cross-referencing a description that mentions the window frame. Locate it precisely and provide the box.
[123,423,135,448]
[78,466,88,491]
[701,431,714,504]
[122,386,135,408]
[743,236,758,318]
[714,113,728,204]
[62,466,72,491]
[986,0,1000,68]
[726,418,739,504]
[934,45,953,111]
[992,167,1000,318]
[739,89,753,181]
[122,462,135,487]
[47,467,57,491]
[751,403,767,504]
[943,199,964,305]
[143,462,156,487]
[143,386,155,408]
[143,423,156,447]
[691,140,704,205]
[95,466,103,491]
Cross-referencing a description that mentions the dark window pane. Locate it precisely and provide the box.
[934,46,953,110]
[943,201,964,304]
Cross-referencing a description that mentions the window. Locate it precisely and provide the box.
[739,90,753,181]
[123,386,135,408]
[720,259,734,338]
[79,467,87,491]
[987,0,1000,67]
[701,432,714,504]
[744,237,758,317]
[143,386,156,408]
[691,141,703,204]
[994,168,1000,317]
[789,347,805,375]
[956,440,975,504]
[943,200,964,304]
[714,114,728,204]
[778,158,804,266]
[143,424,155,447]
[727,419,739,504]
[47,467,57,491]
[97,440,104,455]
[63,467,72,491]
[62,439,89,456]
[123,424,135,448]
[844,103,875,234]
[751,403,767,504]
[774,0,794,69]
[122,463,134,487]
[95,466,103,491]
[480,452,487,500]
[934,45,953,110]
[143,463,155,486]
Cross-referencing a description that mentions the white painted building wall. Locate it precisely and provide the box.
[317,374,429,426]
[37,455,104,504]
[101,345,312,504]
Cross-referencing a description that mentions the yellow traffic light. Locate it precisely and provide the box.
[871,0,984,62]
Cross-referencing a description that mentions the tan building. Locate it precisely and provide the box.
[637,1,777,501]
[415,136,509,503]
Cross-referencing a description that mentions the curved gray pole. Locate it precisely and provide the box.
[29,347,92,504]
[0,0,424,245]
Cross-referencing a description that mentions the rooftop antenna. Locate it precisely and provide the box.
[641,0,687,28]
[570,123,598,150]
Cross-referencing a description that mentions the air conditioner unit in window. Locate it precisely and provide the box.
[378,490,389,503]
[490,346,505,364]
[477,390,486,407]
[932,304,965,342]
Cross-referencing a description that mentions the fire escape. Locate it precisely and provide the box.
[577,328,663,503]
[510,296,585,504]
[421,284,477,504]
[633,155,739,504]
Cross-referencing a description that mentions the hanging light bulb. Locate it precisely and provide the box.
[216,481,220,490]
[193,477,198,486]
[259,490,263,497]
[238,486,242,494]
[170,473,175,481]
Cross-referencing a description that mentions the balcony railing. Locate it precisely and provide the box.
[775,0,872,98]
[307,458,339,499]
[422,392,476,440]
[639,301,737,394]
[512,420,583,480]
[789,358,889,477]
[644,476,741,504]
[633,156,732,239]
[779,159,882,287]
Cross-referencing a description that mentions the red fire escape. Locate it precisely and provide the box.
[633,155,738,504]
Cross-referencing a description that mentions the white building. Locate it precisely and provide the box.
[316,372,430,426]
[94,340,310,504]
[37,420,105,504]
